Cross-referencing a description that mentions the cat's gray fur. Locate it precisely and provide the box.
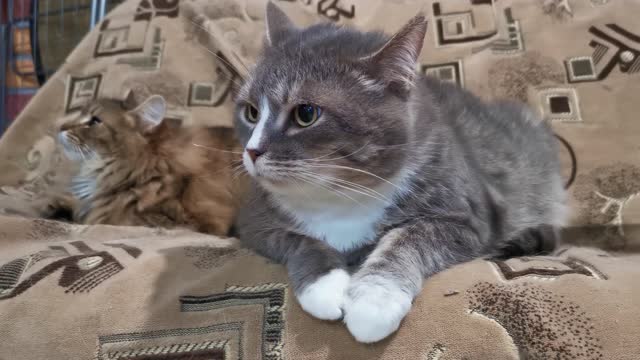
[234,2,566,343]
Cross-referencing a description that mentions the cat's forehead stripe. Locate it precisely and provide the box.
[246,97,270,150]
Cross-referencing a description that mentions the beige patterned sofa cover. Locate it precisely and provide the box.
[1,1,639,359]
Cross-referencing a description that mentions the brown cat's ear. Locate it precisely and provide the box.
[265,1,297,46]
[130,95,166,131]
[122,89,138,110]
[364,14,427,91]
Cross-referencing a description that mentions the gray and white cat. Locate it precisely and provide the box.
[234,3,566,343]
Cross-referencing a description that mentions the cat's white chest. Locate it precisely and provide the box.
[268,170,411,253]
[293,206,385,252]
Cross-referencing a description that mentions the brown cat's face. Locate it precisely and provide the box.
[58,95,166,161]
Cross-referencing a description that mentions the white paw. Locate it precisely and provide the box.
[343,277,413,343]
[297,269,350,321]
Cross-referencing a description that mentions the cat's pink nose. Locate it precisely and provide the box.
[246,148,265,163]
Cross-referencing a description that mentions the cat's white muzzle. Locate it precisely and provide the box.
[242,150,258,177]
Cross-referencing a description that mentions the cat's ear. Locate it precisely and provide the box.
[265,1,296,46]
[130,95,166,131]
[365,14,427,90]
[122,89,137,110]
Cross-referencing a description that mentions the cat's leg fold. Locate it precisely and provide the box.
[344,222,479,343]
[241,228,349,320]
[283,235,350,320]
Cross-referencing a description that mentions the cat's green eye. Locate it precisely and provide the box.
[244,104,259,123]
[294,104,321,127]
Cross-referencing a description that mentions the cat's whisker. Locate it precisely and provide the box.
[299,170,411,217]
[311,141,370,163]
[193,42,245,89]
[232,170,245,180]
[189,18,251,78]
[302,165,418,214]
[232,169,247,179]
[290,175,314,203]
[229,160,245,171]
[263,160,411,208]
[306,140,445,162]
[302,164,403,191]
[295,174,358,205]
[73,143,86,161]
[80,143,95,159]
[188,18,251,75]
[301,144,349,162]
[313,178,391,205]
[260,160,422,211]
[252,224,293,239]
[231,163,248,180]
[295,172,371,210]
[383,139,433,146]
[192,143,244,154]
[297,169,392,205]
[327,179,393,205]
[192,160,243,178]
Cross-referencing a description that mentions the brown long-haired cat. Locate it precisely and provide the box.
[57,93,242,236]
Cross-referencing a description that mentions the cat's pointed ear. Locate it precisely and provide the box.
[265,1,296,46]
[122,89,137,110]
[131,95,166,131]
[365,14,427,90]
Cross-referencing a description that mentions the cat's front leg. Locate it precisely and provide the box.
[240,227,350,320]
[284,236,351,320]
[296,267,350,321]
[344,222,479,343]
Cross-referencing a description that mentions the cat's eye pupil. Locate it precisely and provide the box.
[245,105,259,123]
[88,116,101,126]
[294,104,320,127]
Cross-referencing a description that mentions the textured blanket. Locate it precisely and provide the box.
[0,0,639,359]
[1,216,639,359]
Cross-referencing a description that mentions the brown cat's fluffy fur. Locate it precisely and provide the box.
[57,93,243,235]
